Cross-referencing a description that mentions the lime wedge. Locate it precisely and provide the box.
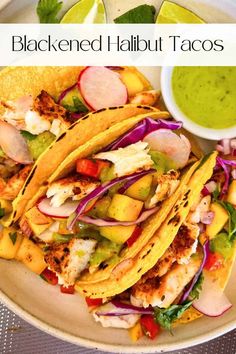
[156,1,205,23]
[60,0,106,24]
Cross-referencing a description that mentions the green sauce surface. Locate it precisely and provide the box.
[172,67,236,129]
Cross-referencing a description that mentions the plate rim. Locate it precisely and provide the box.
[1,286,236,353]
[1,0,236,351]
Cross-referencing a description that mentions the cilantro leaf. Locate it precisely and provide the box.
[189,273,204,300]
[114,5,156,24]
[154,300,193,331]
[37,0,63,23]
[21,130,37,141]
[63,96,89,113]
[9,232,17,245]
[212,185,220,200]
[0,207,5,218]
[216,201,236,242]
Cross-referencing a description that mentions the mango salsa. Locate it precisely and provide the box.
[100,225,136,243]
[206,202,229,239]
[126,175,153,201]
[107,194,143,222]
[0,227,23,260]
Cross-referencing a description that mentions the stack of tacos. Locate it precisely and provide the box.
[0,66,235,342]
[0,66,157,226]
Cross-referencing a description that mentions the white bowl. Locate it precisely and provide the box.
[161,66,236,140]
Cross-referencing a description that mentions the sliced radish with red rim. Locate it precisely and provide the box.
[0,121,33,164]
[79,67,128,110]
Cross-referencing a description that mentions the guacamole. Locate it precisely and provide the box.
[172,67,236,129]
[23,131,55,160]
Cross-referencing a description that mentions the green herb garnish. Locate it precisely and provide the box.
[9,232,17,245]
[63,96,89,113]
[189,273,204,300]
[37,0,63,23]
[114,5,156,24]
[154,300,193,331]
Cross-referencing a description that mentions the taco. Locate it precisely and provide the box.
[0,65,158,226]
[18,111,203,291]
[84,152,236,341]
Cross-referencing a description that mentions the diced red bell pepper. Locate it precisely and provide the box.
[40,268,58,285]
[126,226,142,248]
[140,315,160,340]
[76,159,109,179]
[204,252,224,271]
[60,285,75,294]
[85,297,103,307]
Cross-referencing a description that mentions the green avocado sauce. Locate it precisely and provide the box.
[172,67,236,129]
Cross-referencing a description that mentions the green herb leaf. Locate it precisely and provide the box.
[21,130,37,141]
[190,273,204,300]
[114,5,156,24]
[154,300,193,331]
[37,0,63,23]
[212,185,220,200]
[0,207,5,218]
[9,232,17,245]
[217,201,236,242]
[63,96,89,113]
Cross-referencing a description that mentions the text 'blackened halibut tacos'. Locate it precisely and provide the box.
[0,66,157,226]
[22,111,202,294]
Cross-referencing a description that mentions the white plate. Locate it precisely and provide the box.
[1,1,236,352]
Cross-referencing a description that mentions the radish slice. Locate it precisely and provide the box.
[193,273,232,317]
[37,197,79,219]
[79,67,128,110]
[143,129,191,169]
[0,121,33,164]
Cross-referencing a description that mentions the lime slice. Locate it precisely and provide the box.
[156,1,205,24]
[61,0,106,24]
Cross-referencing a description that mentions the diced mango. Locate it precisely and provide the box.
[107,194,143,222]
[100,225,136,244]
[0,227,23,260]
[126,175,153,201]
[227,180,236,205]
[25,206,52,236]
[15,237,47,274]
[120,70,144,97]
[129,322,143,342]
[206,202,229,239]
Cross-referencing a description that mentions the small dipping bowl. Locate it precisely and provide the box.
[161,66,236,140]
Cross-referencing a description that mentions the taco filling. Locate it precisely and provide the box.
[89,151,236,340]
[0,66,159,224]
[22,117,194,288]
[0,91,72,203]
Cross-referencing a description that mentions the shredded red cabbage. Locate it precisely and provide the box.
[216,157,236,197]
[118,169,155,194]
[70,112,84,120]
[179,241,208,304]
[103,118,182,152]
[68,170,156,230]
[57,83,77,105]
[95,300,153,316]
[76,207,158,227]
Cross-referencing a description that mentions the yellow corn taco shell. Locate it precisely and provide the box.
[176,240,236,325]
[0,66,155,226]
[75,152,217,298]
[20,111,170,221]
